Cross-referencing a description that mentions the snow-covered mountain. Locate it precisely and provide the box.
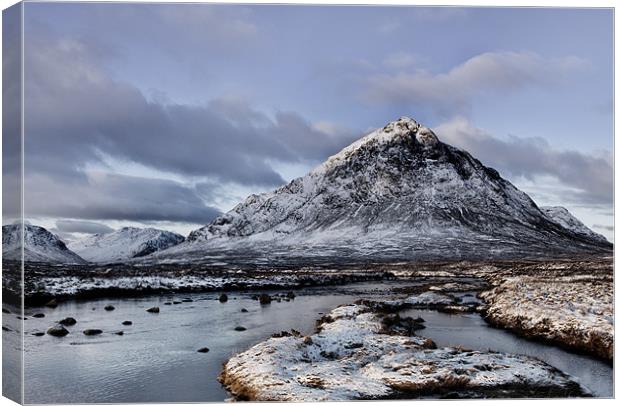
[69,227,185,263]
[541,206,608,244]
[2,224,87,264]
[156,117,611,264]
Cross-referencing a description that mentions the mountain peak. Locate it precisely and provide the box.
[380,116,438,147]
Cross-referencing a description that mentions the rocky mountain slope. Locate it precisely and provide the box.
[68,227,184,263]
[156,117,610,265]
[541,206,608,244]
[2,224,87,264]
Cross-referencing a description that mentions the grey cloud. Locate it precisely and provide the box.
[55,220,115,235]
[435,117,612,205]
[363,51,589,115]
[25,173,221,224]
[24,33,357,188]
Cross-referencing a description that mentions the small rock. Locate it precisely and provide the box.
[182,298,193,302]
[32,332,45,336]
[172,301,182,305]
[58,317,77,326]
[2,326,11,332]
[164,302,172,305]
[16,316,27,320]
[219,293,228,303]
[44,299,58,308]
[104,305,115,311]
[146,307,160,313]
[414,316,425,323]
[303,336,313,345]
[83,329,103,336]
[47,325,69,337]
[286,291,296,299]
[259,294,272,305]
[122,321,133,326]
[234,326,247,331]
[240,308,248,313]
[2,308,11,314]
[114,331,124,336]
[32,313,45,318]
[197,347,210,353]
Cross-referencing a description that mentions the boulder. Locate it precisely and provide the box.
[58,317,77,326]
[47,325,69,337]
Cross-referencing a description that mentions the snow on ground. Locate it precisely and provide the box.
[220,303,585,400]
[480,271,613,361]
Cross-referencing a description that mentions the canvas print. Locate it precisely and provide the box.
[1,1,614,403]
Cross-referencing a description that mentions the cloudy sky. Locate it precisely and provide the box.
[2,3,614,242]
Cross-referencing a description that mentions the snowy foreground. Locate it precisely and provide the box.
[480,261,613,361]
[220,301,585,400]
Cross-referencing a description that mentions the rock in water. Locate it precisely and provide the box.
[58,317,77,326]
[122,321,133,326]
[157,117,610,264]
[259,294,271,305]
[47,325,69,337]
[83,329,103,336]
[219,293,228,303]
[197,347,210,353]
[146,307,160,313]
[104,305,115,311]
[44,299,58,308]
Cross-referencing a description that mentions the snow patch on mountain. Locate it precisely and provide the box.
[2,224,87,264]
[540,206,608,243]
[69,227,184,263]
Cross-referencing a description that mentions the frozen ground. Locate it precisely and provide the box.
[220,302,585,400]
[479,260,613,361]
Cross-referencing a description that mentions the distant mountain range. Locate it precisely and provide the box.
[2,117,611,265]
[67,227,184,263]
[2,224,184,264]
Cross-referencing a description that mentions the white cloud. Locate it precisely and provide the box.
[363,51,590,114]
